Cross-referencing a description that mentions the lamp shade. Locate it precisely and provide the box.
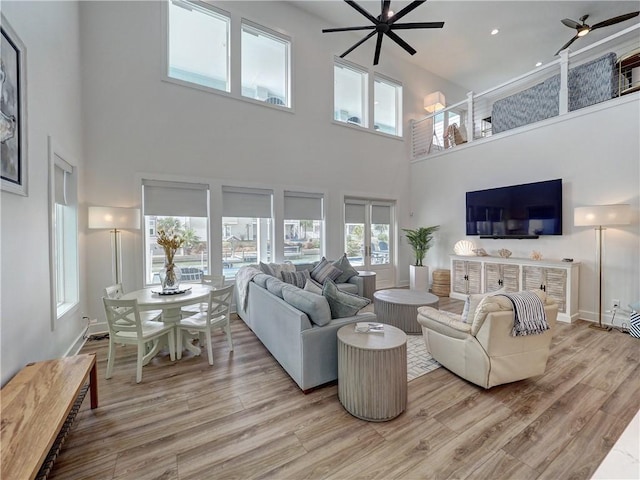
[574,204,631,227]
[424,91,446,113]
[88,206,140,230]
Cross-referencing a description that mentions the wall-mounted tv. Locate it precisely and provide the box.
[466,179,563,238]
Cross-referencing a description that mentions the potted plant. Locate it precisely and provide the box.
[403,225,439,290]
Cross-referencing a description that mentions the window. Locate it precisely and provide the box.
[241,22,291,107]
[222,186,273,278]
[434,110,463,150]
[374,76,402,136]
[167,0,230,92]
[142,180,210,285]
[284,191,324,264]
[334,60,368,127]
[50,149,79,321]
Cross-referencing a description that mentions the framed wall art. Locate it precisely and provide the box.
[1,14,27,196]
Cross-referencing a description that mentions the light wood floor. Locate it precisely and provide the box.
[50,297,639,480]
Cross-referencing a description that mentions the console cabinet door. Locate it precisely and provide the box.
[523,266,567,313]
[485,263,520,292]
[452,260,482,295]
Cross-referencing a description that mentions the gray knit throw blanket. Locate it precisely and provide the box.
[498,291,549,337]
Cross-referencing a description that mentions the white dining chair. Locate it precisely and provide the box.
[176,284,234,365]
[103,297,176,383]
[104,283,162,322]
[180,274,225,317]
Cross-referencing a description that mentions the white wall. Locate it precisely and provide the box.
[0,1,85,385]
[79,1,467,324]
[411,96,640,325]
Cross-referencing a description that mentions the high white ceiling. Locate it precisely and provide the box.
[292,1,640,92]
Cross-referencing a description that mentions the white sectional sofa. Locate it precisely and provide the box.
[235,264,376,392]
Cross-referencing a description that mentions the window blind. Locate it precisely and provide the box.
[372,204,391,224]
[222,186,272,218]
[142,179,209,217]
[284,191,323,220]
[344,200,366,224]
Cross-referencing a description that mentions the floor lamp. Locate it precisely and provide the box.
[574,204,631,331]
[88,206,140,285]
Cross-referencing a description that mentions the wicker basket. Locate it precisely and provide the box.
[431,269,451,297]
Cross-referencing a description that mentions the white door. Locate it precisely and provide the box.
[344,198,395,289]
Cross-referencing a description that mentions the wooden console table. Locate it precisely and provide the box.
[1,353,98,479]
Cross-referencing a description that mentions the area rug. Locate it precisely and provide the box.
[407,334,440,381]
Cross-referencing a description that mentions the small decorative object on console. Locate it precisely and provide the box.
[473,248,489,256]
[530,250,543,261]
[453,239,476,256]
[498,248,512,258]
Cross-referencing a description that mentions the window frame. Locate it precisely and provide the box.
[48,137,79,329]
[333,57,403,139]
[283,191,325,265]
[374,73,403,137]
[164,0,231,95]
[240,19,292,109]
[333,58,369,129]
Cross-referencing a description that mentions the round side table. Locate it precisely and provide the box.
[373,289,439,334]
[337,324,407,422]
[356,271,377,301]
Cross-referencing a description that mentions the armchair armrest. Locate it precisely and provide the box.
[347,275,364,297]
[417,306,471,340]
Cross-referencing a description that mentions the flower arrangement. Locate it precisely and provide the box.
[157,228,184,288]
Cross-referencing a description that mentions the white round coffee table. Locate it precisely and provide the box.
[373,289,439,334]
[337,324,407,422]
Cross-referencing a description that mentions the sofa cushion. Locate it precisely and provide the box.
[282,270,311,288]
[253,273,272,288]
[322,279,370,319]
[259,262,277,277]
[266,276,287,298]
[336,282,358,295]
[304,278,323,295]
[282,285,332,327]
[311,257,342,284]
[332,254,359,283]
[461,288,505,323]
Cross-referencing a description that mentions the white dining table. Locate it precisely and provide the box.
[121,284,213,356]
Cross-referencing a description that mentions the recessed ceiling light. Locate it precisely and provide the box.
[491,28,499,35]
[535,62,542,67]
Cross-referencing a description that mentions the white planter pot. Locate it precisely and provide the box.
[410,265,429,291]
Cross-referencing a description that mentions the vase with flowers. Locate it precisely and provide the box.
[156,228,185,292]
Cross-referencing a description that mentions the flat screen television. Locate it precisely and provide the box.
[466,179,563,238]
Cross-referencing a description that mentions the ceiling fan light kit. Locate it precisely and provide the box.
[322,0,444,65]
[556,11,639,55]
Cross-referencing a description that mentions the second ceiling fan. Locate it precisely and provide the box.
[322,0,444,65]
[555,11,639,55]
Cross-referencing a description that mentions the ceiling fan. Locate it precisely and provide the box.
[555,11,639,55]
[322,0,444,65]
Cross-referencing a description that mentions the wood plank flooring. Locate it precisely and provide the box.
[49,297,639,480]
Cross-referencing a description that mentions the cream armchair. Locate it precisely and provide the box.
[417,291,557,389]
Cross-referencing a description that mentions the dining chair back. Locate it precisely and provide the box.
[103,297,176,383]
[104,283,162,322]
[181,274,226,317]
[176,284,234,365]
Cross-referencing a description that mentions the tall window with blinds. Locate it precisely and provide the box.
[284,191,324,264]
[222,186,273,277]
[344,198,392,268]
[49,148,79,322]
[142,179,210,285]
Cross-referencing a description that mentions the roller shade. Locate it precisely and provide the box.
[54,159,73,205]
[222,186,272,218]
[142,179,209,217]
[372,204,391,224]
[345,200,365,224]
[284,191,323,220]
